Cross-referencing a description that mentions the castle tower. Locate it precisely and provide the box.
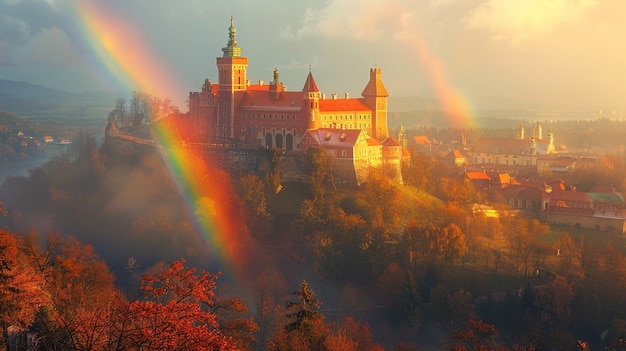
[361,68,389,139]
[517,121,525,140]
[302,68,321,130]
[547,129,555,154]
[269,67,284,101]
[216,17,248,138]
[532,121,542,140]
[398,124,407,149]
[529,136,537,155]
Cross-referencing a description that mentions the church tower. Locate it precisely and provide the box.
[302,68,321,130]
[216,17,248,138]
[362,68,389,139]
[517,121,525,140]
[532,121,542,140]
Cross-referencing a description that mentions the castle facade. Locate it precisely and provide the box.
[187,18,402,184]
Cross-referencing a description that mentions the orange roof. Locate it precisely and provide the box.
[465,172,490,180]
[366,137,381,146]
[413,135,431,145]
[381,137,400,146]
[319,98,371,112]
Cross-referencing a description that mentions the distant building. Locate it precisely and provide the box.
[467,121,556,168]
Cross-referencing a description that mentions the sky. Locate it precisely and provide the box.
[0,0,624,112]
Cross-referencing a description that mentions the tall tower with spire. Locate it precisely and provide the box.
[361,68,389,139]
[216,17,248,138]
[517,121,525,140]
[302,67,321,130]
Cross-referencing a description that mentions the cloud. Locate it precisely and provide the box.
[0,0,69,63]
[464,0,597,44]
[280,0,416,42]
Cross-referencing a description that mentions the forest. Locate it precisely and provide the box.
[3,112,626,350]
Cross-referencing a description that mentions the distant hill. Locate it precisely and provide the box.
[0,80,118,120]
[0,110,33,132]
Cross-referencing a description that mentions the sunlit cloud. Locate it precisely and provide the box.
[280,0,416,42]
[464,0,597,44]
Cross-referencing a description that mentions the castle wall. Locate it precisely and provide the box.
[544,211,626,233]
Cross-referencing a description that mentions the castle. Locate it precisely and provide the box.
[187,18,402,184]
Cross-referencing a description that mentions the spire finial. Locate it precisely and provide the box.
[308,64,312,73]
[222,16,242,57]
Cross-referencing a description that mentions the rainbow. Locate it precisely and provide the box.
[73,0,185,102]
[401,15,474,128]
[72,1,246,279]
[151,122,249,280]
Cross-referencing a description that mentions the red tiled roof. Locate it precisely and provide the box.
[452,150,468,159]
[304,128,363,147]
[302,71,319,92]
[361,69,389,97]
[319,98,371,112]
[472,137,551,155]
[413,135,431,145]
[238,90,302,111]
[381,137,400,146]
[550,189,591,203]
[465,172,490,180]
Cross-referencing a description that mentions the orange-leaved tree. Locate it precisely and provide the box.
[122,258,239,351]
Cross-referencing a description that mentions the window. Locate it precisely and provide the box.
[241,126,246,131]
[222,124,227,131]
[341,150,347,157]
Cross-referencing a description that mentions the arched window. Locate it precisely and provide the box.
[276,134,284,149]
[265,133,273,148]
[286,134,294,151]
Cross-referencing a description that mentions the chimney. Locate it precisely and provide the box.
[259,80,264,86]
[331,93,337,100]
[345,92,349,99]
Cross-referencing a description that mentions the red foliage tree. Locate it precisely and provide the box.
[122,258,239,351]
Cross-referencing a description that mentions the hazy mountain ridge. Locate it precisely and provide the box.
[0,79,118,120]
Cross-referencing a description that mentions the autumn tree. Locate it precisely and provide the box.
[402,221,468,272]
[120,258,239,351]
[506,217,550,284]
[402,149,436,192]
[23,234,118,351]
[0,230,48,350]
[428,285,476,334]
[304,147,331,199]
[236,174,273,240]
[450,320,501,351]
[325,316,382,351]
[212,286,259,351]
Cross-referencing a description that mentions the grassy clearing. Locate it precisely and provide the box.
[543,224,626,252]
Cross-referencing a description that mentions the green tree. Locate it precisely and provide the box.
[269,280,327,351]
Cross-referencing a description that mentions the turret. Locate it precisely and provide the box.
[302,68,320,129]
[533,121,542,140]
[517,121,525,140]
[361,68,389,139]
